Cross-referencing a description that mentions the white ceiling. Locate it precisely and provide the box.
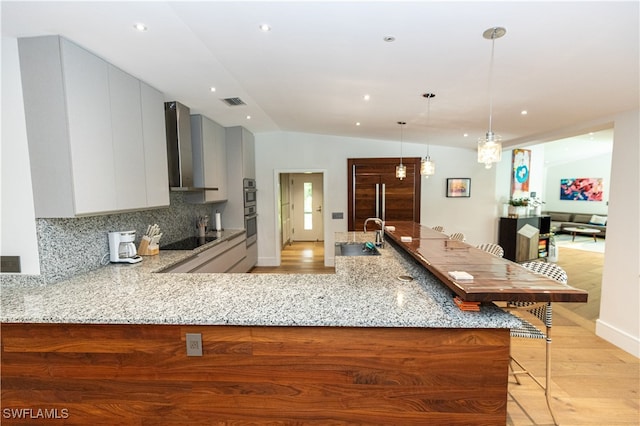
[2,1,638,150]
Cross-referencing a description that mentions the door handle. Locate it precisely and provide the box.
[382,183,386,220]
[316,206,322,212]
[375,184,380,217]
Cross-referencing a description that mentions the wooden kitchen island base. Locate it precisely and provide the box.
[2,323,510,424]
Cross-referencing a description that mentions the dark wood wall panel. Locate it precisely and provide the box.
[2,323,509,424]
[348,158,422,231]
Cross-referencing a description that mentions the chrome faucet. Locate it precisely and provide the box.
[364,217,385,247]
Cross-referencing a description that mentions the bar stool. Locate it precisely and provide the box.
[449,232,465,241]
[505,261,569,426]
[476,243,504,257]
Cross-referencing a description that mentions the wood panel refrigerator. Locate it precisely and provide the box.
[348,158,421,231]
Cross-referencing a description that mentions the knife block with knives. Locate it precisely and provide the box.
[138,224,162,256]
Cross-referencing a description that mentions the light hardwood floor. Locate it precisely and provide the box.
[252,241,639,425]
[250,241,335,274]
[555,245,604,323]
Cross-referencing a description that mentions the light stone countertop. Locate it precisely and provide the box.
[1,231,520,329]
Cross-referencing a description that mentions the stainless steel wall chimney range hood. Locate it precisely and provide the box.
[164,101,218,192]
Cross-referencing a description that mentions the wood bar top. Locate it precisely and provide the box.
[385,221,588,303]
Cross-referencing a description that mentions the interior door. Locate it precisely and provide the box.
[348,158,421,231]
[291,173,324,241]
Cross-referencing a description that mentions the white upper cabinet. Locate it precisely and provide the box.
[108,64,147,210]
[188,115,227,203]
[226,126,255,180]
[140,82,170,207]
[224,126,256,229]
[18,35,169,217]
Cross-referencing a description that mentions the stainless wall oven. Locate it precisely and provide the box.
[244,212,257,246]
[243,178,256,208]
[243,178,257,246]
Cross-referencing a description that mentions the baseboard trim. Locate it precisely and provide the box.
[596,318,640,358]
[257,256,278,267]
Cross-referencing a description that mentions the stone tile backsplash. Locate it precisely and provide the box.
[36,193,221,283]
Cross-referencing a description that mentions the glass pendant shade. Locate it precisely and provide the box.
[396,121,407,180]
[477,27,506,170]
[477,131,502,169]
[420,93,436,178]
[420,155,436,177]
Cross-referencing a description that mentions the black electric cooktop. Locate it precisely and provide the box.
[160,236,218,251]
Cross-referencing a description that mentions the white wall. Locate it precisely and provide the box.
[1,37,40,274]
[597,109,640,357]
[254,131,497,267]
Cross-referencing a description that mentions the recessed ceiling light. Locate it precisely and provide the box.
[133,23,148,32]
[246,115,251,120]
[259,24,271,32]
[463,133,469,138]
[521,110,528,115]
[363,94,370,101]
[356,122,361,126]
[210,87,216,92]
[383,35,396,42]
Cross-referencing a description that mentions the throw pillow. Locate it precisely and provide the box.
[589,215,607,225]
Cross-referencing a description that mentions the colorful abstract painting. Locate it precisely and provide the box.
[560,178,603,201]
[511,149,530,199]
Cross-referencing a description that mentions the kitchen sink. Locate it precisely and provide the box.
[335,242,381,256]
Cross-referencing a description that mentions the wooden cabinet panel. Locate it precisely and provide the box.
[1,323,509,424]
[348,158,421,231]
[499,216,551,262]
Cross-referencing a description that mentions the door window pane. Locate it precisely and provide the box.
[304,182,313,230]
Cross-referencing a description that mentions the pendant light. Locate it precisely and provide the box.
[478,26,506,169]
[420,93,436,178]
[396,121,407,180]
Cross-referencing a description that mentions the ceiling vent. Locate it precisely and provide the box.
[221,97,246,106]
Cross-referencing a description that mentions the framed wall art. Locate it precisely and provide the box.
[511,148,531,199]
[446,178,471,198]
[560,178,603,201]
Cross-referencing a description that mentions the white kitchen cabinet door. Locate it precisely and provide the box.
[204,115,227,202]
[108,64,147,211]
[61,38,117,215]
[19,36,76,217]
[140,82,170,208]
[241,127,256,180]
[19,35,169,217]
[226,126,256,181]
[224,126,256,229]
[188,115,227,203]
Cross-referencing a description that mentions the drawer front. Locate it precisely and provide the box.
[162,233,247,273]
[189,238,247,273]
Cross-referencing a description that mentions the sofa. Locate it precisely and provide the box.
[544,211,608,237]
